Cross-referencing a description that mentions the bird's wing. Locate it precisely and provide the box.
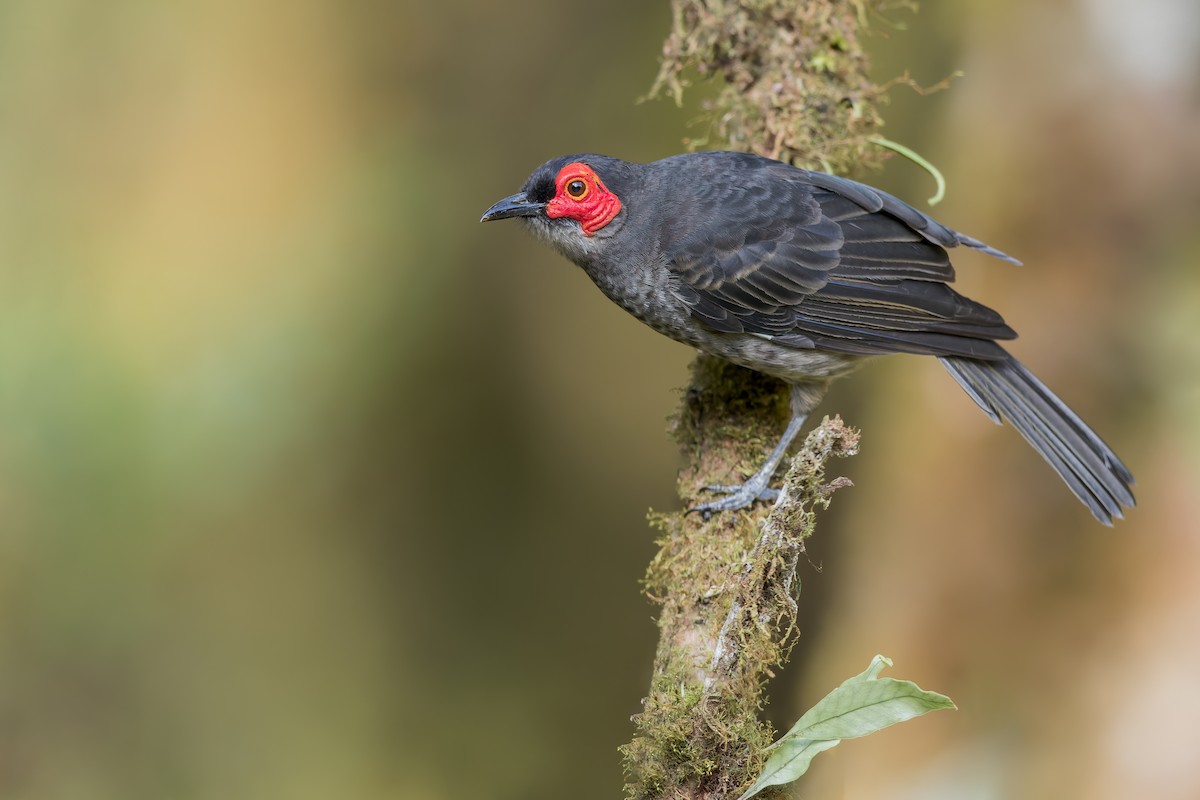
[666,164,1020,359]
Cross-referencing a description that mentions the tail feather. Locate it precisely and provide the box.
[939,354,1135,525]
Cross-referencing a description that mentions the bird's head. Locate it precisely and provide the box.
[481,155,633,261]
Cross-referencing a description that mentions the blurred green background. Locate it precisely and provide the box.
[0,1,1197,798]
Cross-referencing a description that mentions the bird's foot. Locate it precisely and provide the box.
[689,480,779,518]
[686,407,810,518]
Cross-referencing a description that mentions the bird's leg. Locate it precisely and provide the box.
[690,381,825,516]
[691,412,807,514]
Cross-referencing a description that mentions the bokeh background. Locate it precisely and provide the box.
[0,1,1197,798]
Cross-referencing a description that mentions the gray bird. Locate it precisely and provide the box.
[481,151,1134,523]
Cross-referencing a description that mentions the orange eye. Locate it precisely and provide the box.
[566,178,588,200]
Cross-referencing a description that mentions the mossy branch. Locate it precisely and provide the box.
[623,2,904,797]
[621,358,858,799]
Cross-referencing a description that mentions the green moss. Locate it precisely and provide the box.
[651,0,913,175]
[621,657,774,799]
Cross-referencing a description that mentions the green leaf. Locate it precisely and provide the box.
[736,655,954,800]
[736,737,840,800]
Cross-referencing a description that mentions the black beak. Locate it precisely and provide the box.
[480,192,546,223]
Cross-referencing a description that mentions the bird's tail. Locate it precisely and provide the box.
[939,354,1135,524]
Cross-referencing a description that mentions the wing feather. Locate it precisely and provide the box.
[663,153,1019,358]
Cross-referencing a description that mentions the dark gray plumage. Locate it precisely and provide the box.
[481,151,1134,523]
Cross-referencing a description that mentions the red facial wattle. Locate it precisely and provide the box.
[545,162,622,236]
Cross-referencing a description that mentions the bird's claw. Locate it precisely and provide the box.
[701,484,781,500]
[689,482,780,518]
